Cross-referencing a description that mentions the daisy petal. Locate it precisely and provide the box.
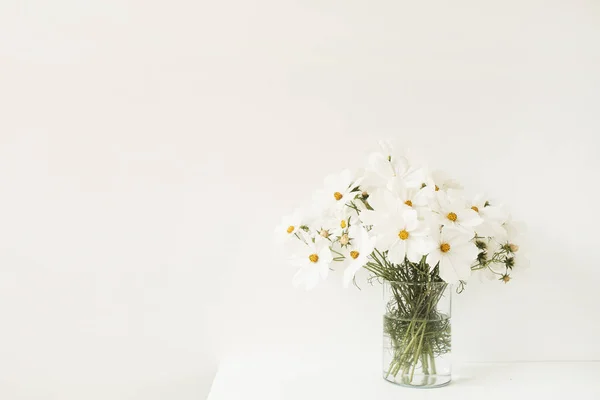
[425,249,442,270]
[387,241,407,264]
[447,253,472,281]
[457,209,483,227]
[406,243,423,263]
[438,257,460,284]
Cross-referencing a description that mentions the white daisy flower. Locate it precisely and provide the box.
[313,169,358,213]
[422,169,463,192]
[371,208,429,264]
[433,190,483,233]
[342,225,376,287]
[388,176,430,212]
[425,227,479,284]
[274,208,304,244]
[363,142,424,191]
[468,194,508,238]
[290,237,334,290]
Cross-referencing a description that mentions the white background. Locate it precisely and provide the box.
[1,1,599,399]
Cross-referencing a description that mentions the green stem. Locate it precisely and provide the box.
[429,350,437,375]
[422,347,429,375]
[410,322,426,382]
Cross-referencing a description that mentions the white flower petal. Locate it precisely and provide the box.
[403,168,426,188]
[437,257,460,284]
[359,209,385,227]
[360,170,388,193]
[317,246,334,265]
[365,189,389,212]
[447,189,466,205]
[367,152,395,180]
[410,228,428,238]
[388,176,407,198]
[339,169,354,188]
[481,206,508,222]
[304,271,321,290]
[436,191,452,210]
[515,253,530,270]
[413,188,431,206]
[442,227,472,245]
[387,240,407,264]
[425,249,442,270]
[292,266,320,290]
[403,209,419,231]
[418,236,437,255]
[319,262,329,280]
[457,209,483,227]
[378,140,394,158]
[376,232,396,251]
[393,154,410,176]
[452,242,479,262]
[405,242,423,263]
[473,193,487,208]
[343,254,367,287]
[447,253,473,281]
[475,220,506,238]
[343,264,358,287]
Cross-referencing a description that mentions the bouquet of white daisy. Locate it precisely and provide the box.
[276,141,527,388]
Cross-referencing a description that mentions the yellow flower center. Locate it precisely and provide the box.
[435,185,440,191]
[334,192,343,201]
[309,254,319,263]
[447,212,457,222]
[398,230,409,240]
[286,225,295,234]
[350,250,360,259]
[340,220,347,229]
[440,243,451,253]
[404,200,413,207]
[471,206,479,213]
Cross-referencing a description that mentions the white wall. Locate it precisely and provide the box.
[1,1,599,398]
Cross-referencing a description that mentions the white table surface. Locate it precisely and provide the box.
[207,351,600,399]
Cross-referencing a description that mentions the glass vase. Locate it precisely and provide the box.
[382,281,452,388]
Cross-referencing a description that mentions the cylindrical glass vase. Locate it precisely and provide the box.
[382,281,452,388]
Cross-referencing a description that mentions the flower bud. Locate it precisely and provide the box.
[339,233,350,246]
